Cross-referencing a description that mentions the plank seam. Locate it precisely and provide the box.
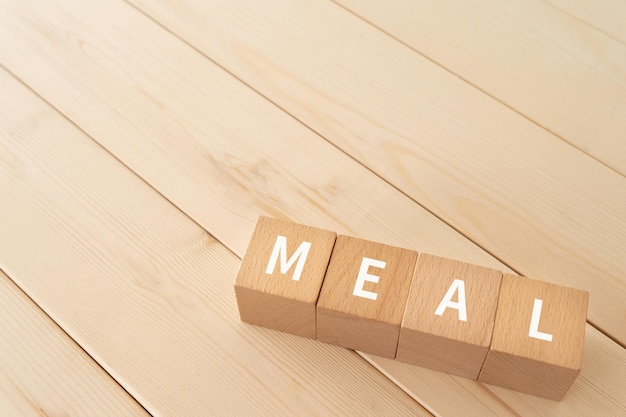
[354,352,440,417]
[0,63,434,413]
[329,0,626,179]
[0,265,155,417]
[541,0,626,46]
[0,61,239,259]
[119,0,521,274]
[585,318,625,349]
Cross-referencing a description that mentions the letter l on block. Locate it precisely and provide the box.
[529,298,553,342]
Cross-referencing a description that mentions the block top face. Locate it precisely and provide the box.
[234,216,336,304]
[402,254,502,347]
[317,235,418,324]
[490,274,589,369]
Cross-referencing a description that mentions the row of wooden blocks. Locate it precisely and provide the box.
[234,217,588,400]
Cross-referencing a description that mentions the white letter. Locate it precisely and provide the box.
[265,235,312,281]
[434,279,467,321]
[529,298,553,342]
[352,257,386,301]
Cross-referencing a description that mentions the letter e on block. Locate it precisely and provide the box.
[234,216,336,338]
[396,254,502,379]
[316,236,418,358]
[478,274,589,400]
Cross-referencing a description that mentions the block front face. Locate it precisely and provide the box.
[478,274,589,400]
[396,254,502,379]
[316,236,418,358]
[234,216,336,338]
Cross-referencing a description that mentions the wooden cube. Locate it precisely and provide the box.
[478,274,589,400]
[234,216,336,338]
[396,254,502,379]
[316,236,418,358]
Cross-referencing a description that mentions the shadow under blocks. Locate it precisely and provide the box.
[234,216,588,400]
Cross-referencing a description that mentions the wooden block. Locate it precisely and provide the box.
[478,274,589,400]
[316,236,418,358]
[396,254,502,379]
[234,216,336,338]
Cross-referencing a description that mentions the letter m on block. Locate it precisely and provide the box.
[265,235,312,281]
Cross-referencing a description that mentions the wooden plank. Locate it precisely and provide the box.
[545,0,626,44]
[363,324,626,416]
[0,69,431,417]
[0,270,150,417]
[115,0,626,344]
[334,0,626,175]
[0,0,622,415]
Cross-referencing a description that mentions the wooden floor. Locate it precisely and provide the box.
[0,0,624,415]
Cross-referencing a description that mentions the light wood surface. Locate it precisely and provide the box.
[335,0,626,175]
[0,0,624,415]
[545,0,626,43]
[0,68,430,416]
[0,271,149,417]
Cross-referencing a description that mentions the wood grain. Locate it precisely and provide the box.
[113,0,626,344]
[335,0,626,174]
[0,0,623,415]
[0,270,149,417]
[0,68,431,416]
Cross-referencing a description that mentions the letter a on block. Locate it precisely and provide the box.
[265,235,312,281]
[434,278,467,321]
[234,216,336,339]
[352,257,386,300]
[396,254,502,379]
[529,298,553,342]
